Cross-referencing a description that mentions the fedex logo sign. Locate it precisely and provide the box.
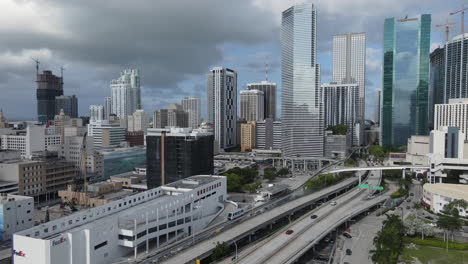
[13,249,26,257]
[52,237,67,246]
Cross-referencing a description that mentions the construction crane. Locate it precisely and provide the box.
[31,58,40,75]
[450,4,468,34]
[436,20,457,42]
[80,132,88,203]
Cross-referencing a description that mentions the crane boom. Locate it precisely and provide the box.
[450,4,468,34]
[436,21,457,42]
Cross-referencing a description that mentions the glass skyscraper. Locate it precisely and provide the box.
[281,3,323,157]
[381,15,431,146]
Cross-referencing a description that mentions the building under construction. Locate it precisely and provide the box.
[37,70,63,123]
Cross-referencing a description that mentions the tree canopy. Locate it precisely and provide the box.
[326,124,348,135]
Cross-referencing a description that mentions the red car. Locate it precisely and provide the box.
[285,230,294,235]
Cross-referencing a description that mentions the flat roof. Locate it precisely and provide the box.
[164,175,220,190]
[424,183,468,201]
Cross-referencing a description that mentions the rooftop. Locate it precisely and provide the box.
[164,175,220,190]
[0,194,32,203]
[424,183,468,201]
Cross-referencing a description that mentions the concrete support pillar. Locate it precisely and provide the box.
[402,169,405,179]
[249,234,252,243]
[269,224,273,230]
[304,160,306,172]
[359,174,361,184]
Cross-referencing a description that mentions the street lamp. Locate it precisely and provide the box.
[234,240,238,260]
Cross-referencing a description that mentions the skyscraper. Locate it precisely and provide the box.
[321,83,358,145]
[110,69,141,118]
[429,47,445,130]
[89,105,104,121]
[444,35,468,102]
[381,15,431,146]
[127,109,149,133]
[281,3,323,157]
[55,95,78,118]
[207,67,237,150]
[240,89,264,122]
[181,97,201,128]
[247,81,277,119]
[104,96,112,120]
[375,89,382,125]
[332,33,366,144]
[36,70,63,123]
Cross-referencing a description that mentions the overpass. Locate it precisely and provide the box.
[155,172,369,264]
[230,171,386,264]
[326,165,429,180]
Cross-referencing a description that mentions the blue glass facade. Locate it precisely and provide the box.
[381,15,431,146]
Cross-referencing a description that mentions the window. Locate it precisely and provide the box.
[94,241,108,250]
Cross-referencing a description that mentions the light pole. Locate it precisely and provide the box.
[234,240,238,260]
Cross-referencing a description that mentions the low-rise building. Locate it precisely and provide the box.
[58,181,132,207]
[0,126,61,158]
[406,136,430,166]
[422,183,468,216]
[0,194,34,241]
[13,175,226,264]
[240,121,256,152]
[323,130,350,159]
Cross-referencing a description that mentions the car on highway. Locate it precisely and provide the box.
[346,249,352,255]
[406,206,411,210]
[310,214,318,219]
[410,193,414,196]
[285,230,294,235]
[343,232,352,239]
[425,216,434,221]
[407,199,411,202]
[330,201,337,206]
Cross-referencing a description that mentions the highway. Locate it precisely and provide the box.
[231,170,386,264]
[156,173,366,264]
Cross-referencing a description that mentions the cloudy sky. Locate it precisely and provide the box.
[0,0,455,120]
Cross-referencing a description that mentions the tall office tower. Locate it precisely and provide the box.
[89,105,104,121]
[181,97,201,128]
[104,96,112,120]
[36,70,63,123]
[434,98,468,141]
[281,3,323,157]
[428,47,445,130]
[127,109,149,133]
[444,35,468,102]
[240,89,264,122]
[55,95,78,118]
[321,83,359,145]
[110,69,141,118]
[146,127,214,188]
[375,89,382,125]
[332,32,366,137]
[381,15,431,146]
[247,81,277,119]
[207,67,237,150]
[256,118,282,150]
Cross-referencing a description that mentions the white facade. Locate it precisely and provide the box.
[111,69,141,119]
[13,175,226,264]
[406,135,430,166]
[281,3,323,158]
[247,81,277,119]
[434,98,468,141]
[207,67,237,150]
[240,89,264,122]
[0,194,34,241]
[89,105,104,122]
[256,119,282,150]
[1,126,61,158]
[181,97,201,128]
[87,120,126,148]
[332,32,366,127]
[127,110,149,133]
[422,183,468,216]
[104,97,112,120]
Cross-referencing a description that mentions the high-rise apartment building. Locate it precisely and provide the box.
[181,97,201,128]
[87,120,126,148]
[240,121,256,152]
[429,47,445,130]
[256,118,282,150]
[247,81,277,119]
[127,109,149,133]
[444,34,468,102]
[240,89,264,122]
[89,105,104,121]
[207,67,237,150]
[110,69,141,118]
[153,108,188,128]
[36,70,63,123]
[434,98,468,141]
[146,128,214,188]
[381,15,431,146]
[321,83,359,145]
[281,3,323,157]
[55,95,78,118]
[332,33,366,132]
[104,96,112,120]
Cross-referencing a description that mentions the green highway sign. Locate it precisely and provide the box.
[373,186,384,190]
[358,184,369,188]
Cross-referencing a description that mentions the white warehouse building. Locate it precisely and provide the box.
[13,175,227,264]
